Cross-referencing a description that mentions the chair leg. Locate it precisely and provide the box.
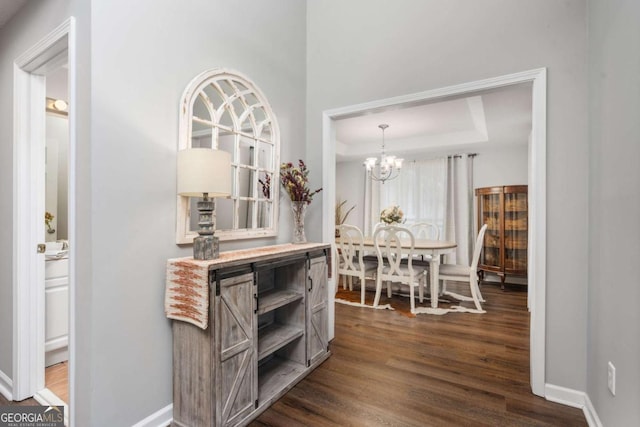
[360,273,366,305]
[418,278,424,303]
[469,274,483,311]
[373,275,382,307]
[477,282,485,302]
[348,275,353,291]
[342,274,347,290]
[386,281,392,298]
[409,284,416,313]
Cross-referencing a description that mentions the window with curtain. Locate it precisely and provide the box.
[380,158,447,236]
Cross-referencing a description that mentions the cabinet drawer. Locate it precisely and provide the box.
[45,258,69,279]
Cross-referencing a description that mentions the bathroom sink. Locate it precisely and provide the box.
[45,241,69,259]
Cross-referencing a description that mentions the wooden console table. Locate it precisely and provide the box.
[166,243,331,426]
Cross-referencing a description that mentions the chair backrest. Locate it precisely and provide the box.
[373,225,416,279]
[336,224,366,274]
[409,222,440,240]
[470,224,489,270]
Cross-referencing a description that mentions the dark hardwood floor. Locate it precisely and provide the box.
[252,282,587,426]
[1,283,586,426]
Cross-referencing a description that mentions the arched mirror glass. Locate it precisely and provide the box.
[176,69,280,243]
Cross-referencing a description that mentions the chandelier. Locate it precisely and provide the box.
[363,124,403,184]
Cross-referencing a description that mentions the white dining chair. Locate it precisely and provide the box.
[336,224,377,305]
[409,222,440,240]
[373,225,428,314]
[408,222,440,264]
[437,224,489,312]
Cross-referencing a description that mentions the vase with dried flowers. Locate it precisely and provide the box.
[280,160,322,243]
[45,211,55,234]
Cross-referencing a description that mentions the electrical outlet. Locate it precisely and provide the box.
[607,361,616,396]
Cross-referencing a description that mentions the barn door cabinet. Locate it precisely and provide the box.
[171,243,330,427]
[475,185,528,287]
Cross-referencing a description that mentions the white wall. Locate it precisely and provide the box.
[336,160,367,230]
[308,0,588,393]
[473,144,528,189]
[587,0,640,425]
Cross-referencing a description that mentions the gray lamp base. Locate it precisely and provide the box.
[194,235,219,260]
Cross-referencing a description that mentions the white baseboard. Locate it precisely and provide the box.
[34,388,68,426]
[545,383,602,427]
[131,403,173,427]
[0,369,13,401]
[582,393,604,427]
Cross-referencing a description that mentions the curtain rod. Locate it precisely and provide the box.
[448,153,478,159]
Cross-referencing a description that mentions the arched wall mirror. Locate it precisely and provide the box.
[176,68,280,243]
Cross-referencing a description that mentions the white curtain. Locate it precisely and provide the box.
[363,169,380,236]
[364,155,474,262]
[379,158,447,235]
[444,154,475,265]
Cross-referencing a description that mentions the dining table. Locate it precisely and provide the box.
[335,236,457,308]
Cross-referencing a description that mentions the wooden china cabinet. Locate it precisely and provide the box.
[475,185,528,288]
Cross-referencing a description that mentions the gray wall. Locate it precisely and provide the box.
[87,0,306,424]
[587,0,640,425]
[1,0,306,425]
[307,0,588,392]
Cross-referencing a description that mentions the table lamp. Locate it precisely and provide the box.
[177,148,231,260]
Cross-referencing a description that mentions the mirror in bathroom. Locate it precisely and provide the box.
[45,94,70,243]
[176,69,280,243]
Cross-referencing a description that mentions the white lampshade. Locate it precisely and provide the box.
[177,148,232,197]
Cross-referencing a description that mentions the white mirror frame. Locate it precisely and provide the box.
[176,68,280,243]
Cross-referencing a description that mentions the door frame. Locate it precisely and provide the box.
[321,68,547,396]
[13,17,76,422]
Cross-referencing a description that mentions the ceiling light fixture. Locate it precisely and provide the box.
[363,124,403,184]
[53,99,68,111]
[46,97,69,115]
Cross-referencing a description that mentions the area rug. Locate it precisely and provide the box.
[335,287,485,317]
[334,287,409,316]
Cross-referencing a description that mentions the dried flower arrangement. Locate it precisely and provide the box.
[258,174,271,199]
[380,205,404,224]
[45,211,55,233]
[279,160,322,204]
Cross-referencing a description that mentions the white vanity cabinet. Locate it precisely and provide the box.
[45,257,69,367]
[169,244,330,427]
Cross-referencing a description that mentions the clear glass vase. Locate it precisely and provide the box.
[291,201,307,244]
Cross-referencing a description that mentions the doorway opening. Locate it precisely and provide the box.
[13,17,76,425]
[321,68,547,396]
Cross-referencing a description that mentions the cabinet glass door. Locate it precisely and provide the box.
[479,193,501,269]
[504,192,528,273]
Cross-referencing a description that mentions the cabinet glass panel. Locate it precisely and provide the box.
[504,192,528,272]
[479,193,501,269]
